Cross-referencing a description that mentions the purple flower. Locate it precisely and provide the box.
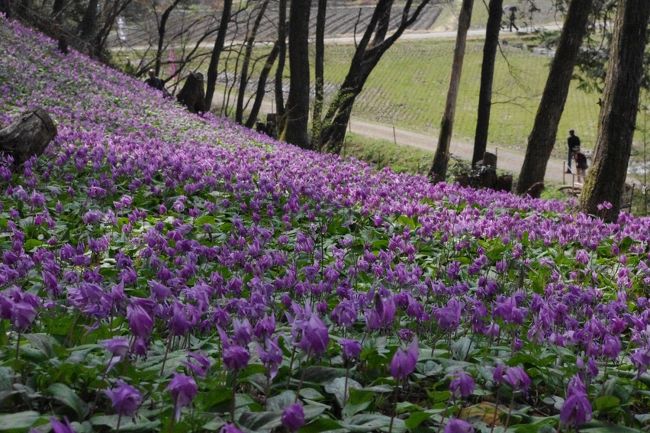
[220,424,244,433]
[184,352,211,378]
[331,300,357,328]
[434,299,462,332]
[102,337,130,357]
[223,344,250,371]
[299,315,329,356]
[11,300,37,330]
[50,417,76,433]
[560,375,592,427]
[340,338,362,362]
[167,373,198,421]
[444,418,474,433]
[105,380,142,417]
[281,403,305,432]
[449,371,475,399]
[503,366,531,392]
[258,337,283,379]
[390,339,419,381]
[127,304,153,338]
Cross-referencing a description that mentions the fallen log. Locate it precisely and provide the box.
[0,108,57,165]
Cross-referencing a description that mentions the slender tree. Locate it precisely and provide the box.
[274,0,288,126]
[236,0,270,124]
[472,0,503,165]
[580,0,650,221]
[282,0,312,148]
[246,41,281,129]
[154,0,184,76]
[515,0,593,194]
[311,0,328,147]
[79,0,99,39]
[429,0,474,183]
[205,0,233,110]
[319,0,431,153]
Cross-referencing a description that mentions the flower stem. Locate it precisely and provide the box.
[159,335,172,376]
[116,414,122,432]
[231,372,238,423]
[343,365,350,407]
[489,389,500,433]
[388,382,399,433]
[504,392,516,430]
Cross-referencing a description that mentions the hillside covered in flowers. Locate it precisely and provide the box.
[1,16,650,433]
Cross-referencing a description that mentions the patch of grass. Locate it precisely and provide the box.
[322,38,602,157]
[342,132,434,175]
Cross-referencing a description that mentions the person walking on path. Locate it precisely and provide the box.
[573,150,588,183]
[566,130,581,173]
[508,9,519,32]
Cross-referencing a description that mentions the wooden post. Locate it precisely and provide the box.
[392,125,397,145]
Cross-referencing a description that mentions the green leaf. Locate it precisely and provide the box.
[324,377,361,408]
[404,411,431,429]
[299,416,344,433]
[48,383,89,418]
[266,390,296,412]
[302,366,346,384]
[90,415,160,432]
[342,413,405,433]
[24,333,59,358]
[237,411,282,431]
[0,411,40,431]
[594,395,620,412]
[343,388,374,418]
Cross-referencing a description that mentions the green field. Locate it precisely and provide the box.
[320,38,601,156]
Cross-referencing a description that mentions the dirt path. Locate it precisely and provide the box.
[347,118,568,183]
[215,91,570,185]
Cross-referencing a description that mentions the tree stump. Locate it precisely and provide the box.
[177,72,207,114]
[0,108,57,165]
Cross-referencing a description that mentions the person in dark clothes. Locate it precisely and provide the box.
[145,69,165,91]
[573,150,588,183]
[509,9,519,32]
[566,130,581,173]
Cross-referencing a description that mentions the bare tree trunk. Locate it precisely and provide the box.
[154,0,183,76]
[51,0,65,20]
[472,0,503,165]
[79,0,98,39]
[579,0,650,221]
[282,0,312,148]
[515,0,593,194]
[205,0,233,110]
[311,0,328,147]
[320,0,431,153]
[429,0,474,183]
[275,0,288,128]
[236,0,269,124]
[246,41,280,129]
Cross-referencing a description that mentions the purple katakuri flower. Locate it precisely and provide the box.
[258,337,283,379]
[281,403,305,432]
[444,418,474,433]
[503,366,531,392]
[167,373,198,421]
[340,338,362,362]
[102,337,130,357]
[299,315,329,356]
[50,417,76,433]
[184,352,211,378]
[127,304,153,338]
[105,380,142,417]
[560,375,592,427]
[12,301,37,330]
[390,339,419,381]
[449,371,475,399]
[434,299,462,332]
[220,423,244,433]
[223,344,250,371]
